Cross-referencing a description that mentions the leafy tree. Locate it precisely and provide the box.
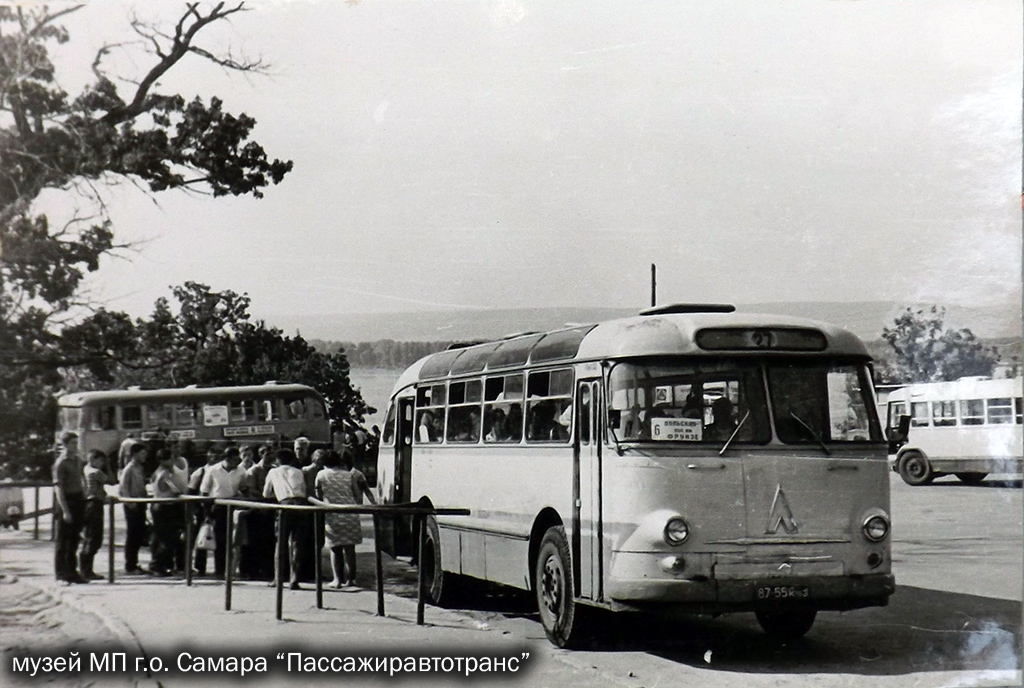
[879,305,999,384]
[0,4,292,477]
[117,282,373,428]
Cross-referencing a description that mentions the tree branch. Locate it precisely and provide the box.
[103,2,252,125]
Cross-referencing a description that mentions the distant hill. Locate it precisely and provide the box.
[267,301,1021,343]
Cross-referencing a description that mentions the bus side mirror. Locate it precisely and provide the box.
[898,414,911,437]
[887,415,910,453]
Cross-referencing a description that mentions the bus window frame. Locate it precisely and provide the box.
[960,399,985,426]
[525,367,574,444]
[120,405,144,431]
[986,397,1014,425]
[931,400,957,427]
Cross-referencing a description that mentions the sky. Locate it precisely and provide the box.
[39,0,1023,324]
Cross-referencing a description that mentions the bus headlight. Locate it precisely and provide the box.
[862,515,890,542]
[663,517,690,546]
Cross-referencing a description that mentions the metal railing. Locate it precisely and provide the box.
[106,495,469,624]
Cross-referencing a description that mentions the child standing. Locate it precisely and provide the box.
[78,450,115,579]
[150,449,188,576]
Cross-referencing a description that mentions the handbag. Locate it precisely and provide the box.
[195,520,217,551]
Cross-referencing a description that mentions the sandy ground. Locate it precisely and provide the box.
[0,572,138,688]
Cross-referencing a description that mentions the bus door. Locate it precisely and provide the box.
[383,397,416,557]
[574,379,603,600]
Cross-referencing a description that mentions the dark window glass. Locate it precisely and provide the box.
[531,326,596,363]
[767,363,881,443]
[609,360,768,444]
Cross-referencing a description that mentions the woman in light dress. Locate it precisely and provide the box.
[313,449,375,589]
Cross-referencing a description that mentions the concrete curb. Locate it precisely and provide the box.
[17,574,162,688]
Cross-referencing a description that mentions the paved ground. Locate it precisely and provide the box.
[2,476,1021,688]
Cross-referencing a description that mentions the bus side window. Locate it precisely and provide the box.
[175,404,198,427]
[61,407,81,433]
[121,405,143,430]
[147,404,174,428]
[230,400,256,423]
[910,402,930,427]
[259,399,281,422]
[416,384,446,444]
[284,398,307,420]
[308,398,326,420]
[931,400,957,427]
[986,398,1013,424]
[447,379,482,443]
[1016,398,1022,425]
[381,403,397,446]
[526,369,573,443]
[887,402,906,430]
[90,406,117,431]
[960,399,984,425]
[484,374,523,443]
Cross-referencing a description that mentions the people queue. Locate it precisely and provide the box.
[52,433,375,591]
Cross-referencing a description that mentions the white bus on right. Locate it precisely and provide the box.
[885,376,1023,485]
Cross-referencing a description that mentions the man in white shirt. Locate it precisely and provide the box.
[200,446,247,578]
[262,449,307,589]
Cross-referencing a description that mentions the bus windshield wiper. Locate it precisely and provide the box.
[790,412,831,455]
[608,425,624,456]
[718,410,750,456]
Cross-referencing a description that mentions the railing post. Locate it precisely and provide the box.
[314,510,323,610]
[275,509,284,621]
[107,498,115,584]
[184,500,194,587]
[33,485,40,540]
[373,513,384,617]
[225,502,234,611]
[416,513,426,626]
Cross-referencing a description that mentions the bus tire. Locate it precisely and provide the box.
[421,515,457,607]
[955,472,987,486]
[535,526,582,648]
[755,609,817,640]
[898,452,934,486]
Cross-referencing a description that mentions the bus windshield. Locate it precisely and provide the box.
[608,359,881,445]
[767,362,881,444]
[608,360,770,443]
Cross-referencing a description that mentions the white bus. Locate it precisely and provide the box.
[885,376,1023,486]
[377,305,894,646]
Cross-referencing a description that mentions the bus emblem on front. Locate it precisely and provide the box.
[766,485,798,534]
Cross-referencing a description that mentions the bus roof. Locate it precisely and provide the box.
[57,383,322,407]
[886,376,1022,401]
[391,311,870,394]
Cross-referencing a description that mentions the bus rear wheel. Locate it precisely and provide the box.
[898,452,934,486]
[755,609,817,640]
[955,472,988,486]
[535,526,582,648]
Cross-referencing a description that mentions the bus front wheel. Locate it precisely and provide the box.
[898,452,934,486]
[755,609,817,640]
[535,526,582,648]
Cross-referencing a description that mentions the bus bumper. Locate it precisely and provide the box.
[606,564,894,611]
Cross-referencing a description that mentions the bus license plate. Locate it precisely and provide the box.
[756,585,810,601]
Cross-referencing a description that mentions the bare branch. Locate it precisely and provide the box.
[105,1,252,125]
[91,41,136,79]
